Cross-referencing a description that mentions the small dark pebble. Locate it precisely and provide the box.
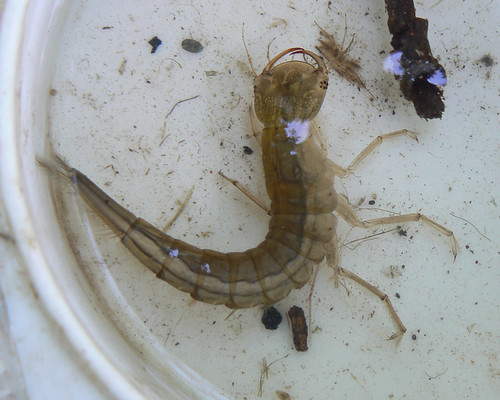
[368,200,376,205]
[261,306,282,330]
[243,146,254,155]
[148,36,162,54]
[395,293,400,299]
[182,38,204,53]
[412,334,417,340]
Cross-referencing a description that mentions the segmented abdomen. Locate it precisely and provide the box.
[71,125,337,308]
[124,213,335,308]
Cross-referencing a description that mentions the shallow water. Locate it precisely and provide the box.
[48,1,499,399]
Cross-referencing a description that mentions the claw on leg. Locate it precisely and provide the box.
[339,267,407,340]
[324,239,407,339]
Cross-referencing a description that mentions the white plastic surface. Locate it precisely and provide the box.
[1,1,499,399]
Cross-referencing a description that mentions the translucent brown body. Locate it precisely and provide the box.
[69,48,334,309]
[63,48,456,335]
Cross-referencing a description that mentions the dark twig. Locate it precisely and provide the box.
[384,0,447,119]
[288,306,308,352]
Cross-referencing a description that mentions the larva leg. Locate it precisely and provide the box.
[324,240,407,339]
[248,105,263,145]
[339,267,407,339]
[218,170,270,214]
[325,232,340,286]
[329,129,418,177]
[362,213,457,259]
[335,194,458,259]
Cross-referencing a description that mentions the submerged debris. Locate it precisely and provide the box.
[261,306,282,330]
[476,54,496,80]
[182,38,204,53]
[258,355,289,397]
[288,306,308,352]
[276,390,291,400]
[243,145,254,155]
[148,36,162,53]
[315,21,372,97]
[478,54,495,67]
[384,0,447,119]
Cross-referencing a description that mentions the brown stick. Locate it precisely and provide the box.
[384,0,447,119]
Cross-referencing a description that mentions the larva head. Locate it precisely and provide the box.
[254,48,329,126]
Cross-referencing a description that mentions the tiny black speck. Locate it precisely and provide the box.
[397,226,407,237]
[368,200,375,205]
[412,334,417,340]
[243,146,254,155]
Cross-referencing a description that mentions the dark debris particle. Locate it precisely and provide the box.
[478,54,495,67]
[412,333,417,340]
[261,306,282,330]
[395,292,400,299]
[368,200,376,205]
[243,145,254,155]
[397,226,407,237]
[384,0,447,119]
[148,36,162,54]
[288,306,308,351]
[182,38,204,53]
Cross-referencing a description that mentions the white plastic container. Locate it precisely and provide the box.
[1,1,499,399]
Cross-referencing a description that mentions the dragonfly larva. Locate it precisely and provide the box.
[48,47,457,338]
